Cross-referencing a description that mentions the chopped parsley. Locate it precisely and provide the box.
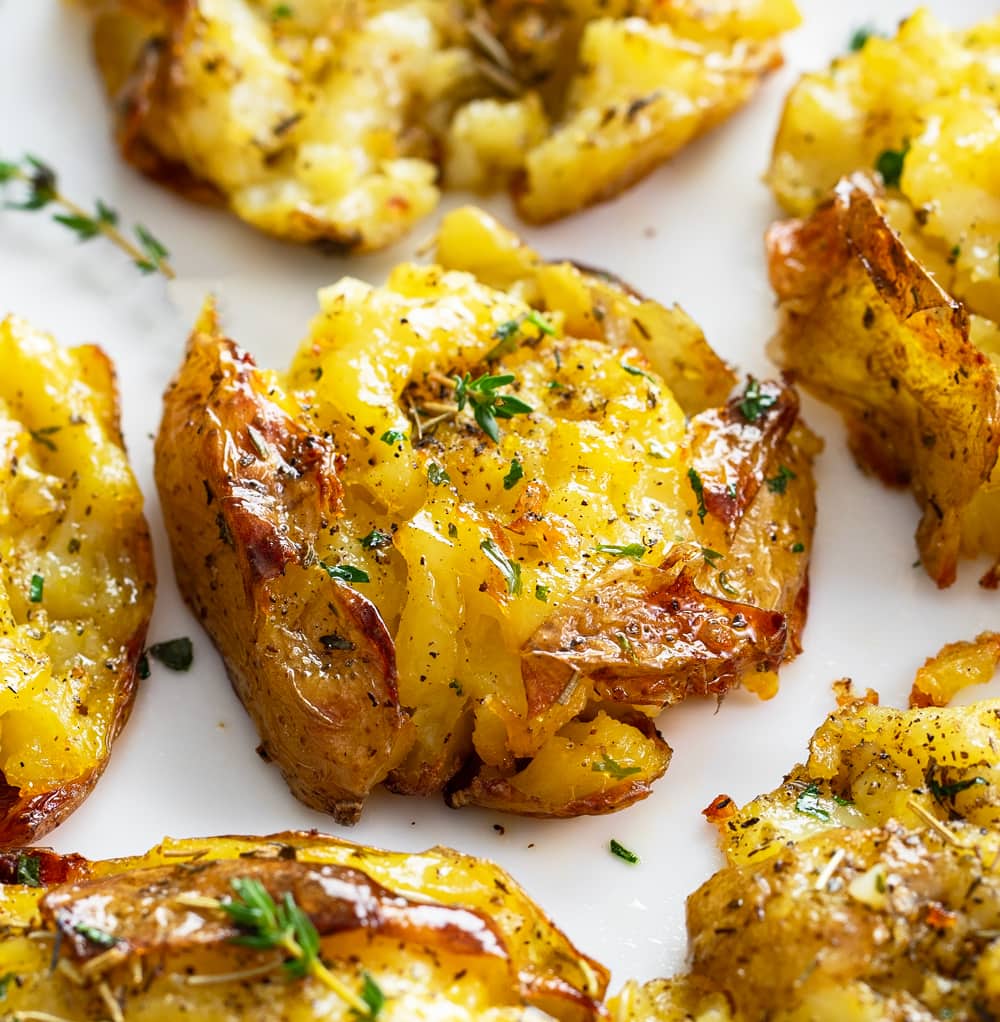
[738,378,777,423]
[15,853,41,887]
[28,573,43,603]
[765,464,797,495]
[794,783,831,822]
[503,458,524,490]
[480,539,522,596]
[380,429,406,446]
[147,637,194,672]
[609,839,639,864]
[875,143,909,189]
[687,467,707,523]
[596,543,646,561]
[534,584,550,602]
[453,372,533,444]
[321,561,371,584]
[592,754,641,780]
[359,529,392,550]
[791,542,805,554]
[426,462,451,486]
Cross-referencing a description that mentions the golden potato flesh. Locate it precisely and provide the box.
[0,832,607,1021]
[83,0,798,249]
[767,175,1000,587]
[0,316,154,842]
[611,672,1000,1021]
[155,206,817,822]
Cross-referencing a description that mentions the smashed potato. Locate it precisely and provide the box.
[767,175,1000,587]
[0,832,607,1020]
[613,681,1000,1020]
[0,316,154,842]
[767,8,1000,586]
[83,0,798,249]
[154,207,818,822]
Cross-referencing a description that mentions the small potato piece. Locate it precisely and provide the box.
[767,175,1000,587]
[0,832,608,1021]
[0,316,154,842]
[156,207,817,821]
[909,631,1000,708]
[83,0,798,248]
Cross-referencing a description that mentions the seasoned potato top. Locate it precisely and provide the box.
[768,7,1000,323]
[87,0,798,248]
[0,317,154,838]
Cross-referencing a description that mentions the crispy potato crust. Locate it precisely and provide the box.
[156,208,817,821]
[0,832,607,1021]
[82,0,798,249]
[0,316,155,842]
[767,175,1000,586]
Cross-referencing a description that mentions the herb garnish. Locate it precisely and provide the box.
[791,542,805,554]
[0,973,13,999]
[687,467,707,523]
[453,372,533,444]
[28,573,43,603]
[702,547,723,566]
[148,637,194,672]
[534,584,549,602]
[360,529,392,550]
[875,143,909,189]
[717,571,738,597]
[485,310,555,359]
[0,155,174,278]
[596,543,646,561]
[427,462,451,486]
[848,25,881,51]
[73,923,120,949]
[222,877,381,1015]
[15,853,41,887]
[448,679,464,696]
[738,378,777,423]
[480,539,522,596]
[380,429,406,446]
[321,561,371,584]
[592,754,641,780]
[765,465,796,495]
[620,361,655,382]
[272,3,294,17]
[794,783,831,822]
[926,769,987,805]
[28,425,61,451]
[503,457,524,490]
[357,973,386,1019]
[609,839,639,864]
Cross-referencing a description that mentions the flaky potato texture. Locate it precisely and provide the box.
[0,832,606,1021]
[612,670,1000,1021]
[83,0,798,248]
[0,316,154,843]
[768,7,1000,323]
[767,175,1000,587]
[154,207,817,823]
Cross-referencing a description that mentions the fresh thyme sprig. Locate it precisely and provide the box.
[221,877,383,1016]
[453,372,532,444]
[0,154,175,279]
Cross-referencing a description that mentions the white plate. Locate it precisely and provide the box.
[2,0,999,992]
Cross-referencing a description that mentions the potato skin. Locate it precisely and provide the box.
[0,832,608,1021]
[154,303,409,824]
[84,0,798,248]
[767,175,1000,587]
[0,316,155,842]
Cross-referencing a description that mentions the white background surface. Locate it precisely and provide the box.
[2,0,1000,994]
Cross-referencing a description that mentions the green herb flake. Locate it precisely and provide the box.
[648,440,669,459]
[609,839,639,865]
[926,771,987,804]
[133,223,171,275]
[449,679,464,696]
[15,853,41,887]
[480,539,522,596]
[534,584,550,602]
[848,25,881,51]
[717,571,739,597]
[272,2,294,16]
[794,783,831,822]
[137,653,150,680]
[380,429,406,446]
[765,464,797,495]
[738,378,778,423]
[148,637,194,672]
[791,542,805,554]
[427,462,451,486]
[73,923,120,949]
[702,547,723,566]
[454,372,532,444]
[360,529,392,550]
[503,457,524,490]
[592,754,641,780]
[596,543,646,561]
[357,972,386,1019]
[620,361,655,382]
[687,466,707,523]
[948,244,961,265]
[28,424,60,451]
[875,143,909,189]
[525,310,555,335]
[321,561,371,584]
[28,573,43,603]
[0,973,14,1000]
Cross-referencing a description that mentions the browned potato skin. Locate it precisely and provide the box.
[154,304,409,825]
[767,174,1000,587]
